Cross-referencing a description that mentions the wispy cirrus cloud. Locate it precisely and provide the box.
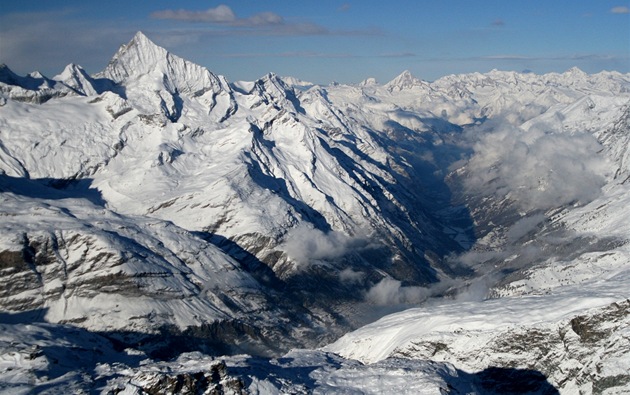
[480,54,531,60]
[610,6,630,14]
[338,3,352,12]
[218,51,358,59]
[218,51,418,59]
[476,53,629,62]
[378,52,416,58]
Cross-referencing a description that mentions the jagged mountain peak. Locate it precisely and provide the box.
[0,63,21,86]
[53,63,99,96]
[258,71,290,88]
[565,66,587,76]
[131,30,153,46]
[0,63,56,91]
[95,32,235,122]
[100,31,171,83]
[385,69,428,92]
[55,62,86,78]
[99,31,229,96]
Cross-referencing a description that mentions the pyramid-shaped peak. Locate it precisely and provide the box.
[125,31,165,54]
[386,70,428,90]
[100,31,171,83]
[98,32,230,97]
[54,63,99,96]
[132,31,152,43]
[55,63,86,79]
[395,70,417,80]
[124,31,161,51]
[565,66,587,77]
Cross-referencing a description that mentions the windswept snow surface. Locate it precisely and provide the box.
[2,31,630,393]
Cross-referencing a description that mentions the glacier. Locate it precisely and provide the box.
[1,31,630,393]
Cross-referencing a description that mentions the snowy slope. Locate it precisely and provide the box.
[0,174,315,357]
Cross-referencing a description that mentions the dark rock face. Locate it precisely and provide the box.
[122,361,246,395]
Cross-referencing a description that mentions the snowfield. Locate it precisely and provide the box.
[1,32,630,393]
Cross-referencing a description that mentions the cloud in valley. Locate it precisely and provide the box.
[365,278,431,305]
[282,224,372,268]
[339,268,365,283]
[463,123,609,211]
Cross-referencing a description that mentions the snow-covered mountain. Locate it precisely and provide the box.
[1,31,630,393]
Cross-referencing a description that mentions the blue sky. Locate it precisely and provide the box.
[1,1,628,84]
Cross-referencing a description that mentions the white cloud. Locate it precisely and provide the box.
[453,275,497,302]
[339,268,365,283]
[239,12,283,26]
[282,224,370,268]
[505,214,546,243]
[611,6,630,14]
[463,123,609,211]
[365,278,430,305]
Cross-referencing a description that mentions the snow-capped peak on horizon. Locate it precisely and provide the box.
[384,69,429,92]
[97,31,229,96]
[54,62,87,78]
[0,63,58,92]
[0,63,23,85]
[100,31,180,82]
[564,66,588,76]
[90,31,236,121]
[53,63,100,96]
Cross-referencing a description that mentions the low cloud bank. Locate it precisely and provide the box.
[282,224,372,269]
[365,278,431,305]
[463,122,609,211]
